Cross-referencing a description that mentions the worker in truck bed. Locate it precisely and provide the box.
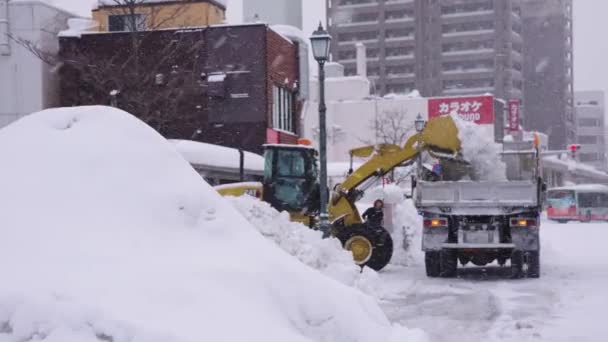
[362,200,384,226]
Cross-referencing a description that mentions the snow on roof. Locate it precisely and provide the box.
[271,24,307,43]
[263,143,316,150]
[543,155,608,181]
[207,73,226,82]
[171,139,264,171]
[58,18,98,37]
[0,105,422,342]
[549,184,608,192]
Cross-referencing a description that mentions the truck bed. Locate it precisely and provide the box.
[415,180,539,212]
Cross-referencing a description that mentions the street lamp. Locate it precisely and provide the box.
[414,114,426,178]
[310,22,332,237]
[415,113,426,133]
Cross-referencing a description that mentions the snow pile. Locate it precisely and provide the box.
[451,113,507,181]
[361,185,422,266]
[393,199,424,265]
[228,196,385,297]
[0,106,426,342]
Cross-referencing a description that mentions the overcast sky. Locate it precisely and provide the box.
[49,0,607,98]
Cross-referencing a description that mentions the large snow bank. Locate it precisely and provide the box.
[0,106,426,342]
[451,113,507,181]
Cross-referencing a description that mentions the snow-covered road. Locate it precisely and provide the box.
[380,220,608,342]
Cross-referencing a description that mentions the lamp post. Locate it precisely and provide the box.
[310,23,332,236]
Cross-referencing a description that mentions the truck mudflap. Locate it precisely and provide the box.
[511,227,540,251]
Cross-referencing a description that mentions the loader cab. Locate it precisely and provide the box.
[262,144,319,214]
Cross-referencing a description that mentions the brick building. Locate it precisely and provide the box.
[58,23,302,154]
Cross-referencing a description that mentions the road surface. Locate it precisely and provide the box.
[380,220,608,342]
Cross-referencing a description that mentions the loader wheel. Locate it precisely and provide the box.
[440,249,458,278]
[337,224,393,271]
[425,252,440,277]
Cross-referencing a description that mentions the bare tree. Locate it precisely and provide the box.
[10,0,208,137]
[373,108,415,146]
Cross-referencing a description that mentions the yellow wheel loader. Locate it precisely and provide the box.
[218,116,462,271]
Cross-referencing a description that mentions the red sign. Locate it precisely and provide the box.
[266,129,280,144]
[508,99,520,132]
[428,95,494,124]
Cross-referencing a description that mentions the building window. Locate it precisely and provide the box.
[579,118,601,127]
[580,153,600,162]
[108,14,146,32]
[578,136,599,144]
[272,85,295,133]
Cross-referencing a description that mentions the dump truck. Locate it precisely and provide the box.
[416,135,544,278]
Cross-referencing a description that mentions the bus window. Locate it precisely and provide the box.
[547,190,575,208]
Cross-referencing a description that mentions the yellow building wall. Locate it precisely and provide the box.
[92,2,226,32]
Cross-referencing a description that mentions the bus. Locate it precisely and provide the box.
[547,184,608,223]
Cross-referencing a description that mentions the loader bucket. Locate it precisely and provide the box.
[421,116,462,153]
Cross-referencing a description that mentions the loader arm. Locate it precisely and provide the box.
[329,115,461,226]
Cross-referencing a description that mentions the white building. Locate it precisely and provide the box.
[243,0,303,28]
[574,91,606,170]
[0,0,74,127]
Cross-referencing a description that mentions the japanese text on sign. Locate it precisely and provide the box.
[428,96,494,125]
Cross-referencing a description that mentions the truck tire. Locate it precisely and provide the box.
[524,251,540,278]
[425,252,441,277]
[337,224,393,271]
[511,250,540,278]
[440,249,458,278]
[510,250,524,278]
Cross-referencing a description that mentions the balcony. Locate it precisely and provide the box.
[385,54,415,61]
[384,0,414,4]
[442,48,494,56]
[385,35,415,42]
[385,17,415,24]
[443,86,495,95]
[387,73,415,79]
[442,29,494,38]
[336,20,379,27]
[336,0,378,9]
[338,38,379,46]
[442,67,494,75]
[440,10,494,19]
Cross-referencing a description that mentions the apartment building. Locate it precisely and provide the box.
[0,0,74,128]
[574,91,606,171]
[327,0,523,105]
[521,0,574,150]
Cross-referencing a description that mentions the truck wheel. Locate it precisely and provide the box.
[337,224,393,271]
[425,252,441,277]
[510,250,524,279]
[524,251,540,278]
[440,249,458,278]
